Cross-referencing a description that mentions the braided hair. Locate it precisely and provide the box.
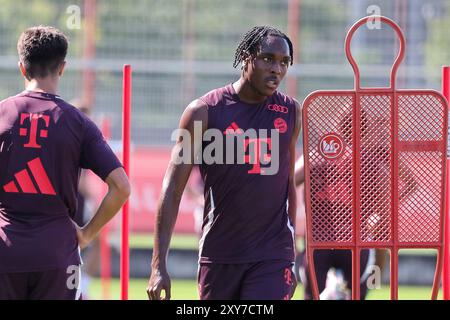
[233,26,294,69]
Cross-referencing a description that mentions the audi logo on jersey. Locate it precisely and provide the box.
[267,104,289,114]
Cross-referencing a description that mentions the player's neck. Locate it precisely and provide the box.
[25,78,59,95]
[233,78,268,105]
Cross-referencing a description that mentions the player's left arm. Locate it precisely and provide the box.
[288,99,302,231]
[76,168,130,249]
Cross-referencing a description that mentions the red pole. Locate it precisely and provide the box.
[100,116,111,300]
[121,65,132,300]
[443,65,450,300]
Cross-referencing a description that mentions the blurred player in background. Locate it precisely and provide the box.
[297,110,416,299]
[184,165,204,236]
[0,26,130,300]
[148,26,301,300]
[70,98,101,299]
[295,154,371,300]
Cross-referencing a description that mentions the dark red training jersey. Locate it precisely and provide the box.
[0,91,122,272]
[198,84,296,264]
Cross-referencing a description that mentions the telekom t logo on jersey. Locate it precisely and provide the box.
[19,113,50,148]
[244,138,272,174]
[172,121,280,176]
[2,112,56,195]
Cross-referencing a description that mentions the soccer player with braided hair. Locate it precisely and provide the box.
[147,26,301,300]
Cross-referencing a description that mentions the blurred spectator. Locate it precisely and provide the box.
[184,165,204,236]
[70,98,100,299]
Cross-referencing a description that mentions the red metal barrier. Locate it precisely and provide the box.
[303,16,448,300]
[443,65,450,300]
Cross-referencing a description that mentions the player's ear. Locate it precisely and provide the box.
[58,61,66,77]
[18,61,27,77]
[242,57,251,72]
[242,50,251,71]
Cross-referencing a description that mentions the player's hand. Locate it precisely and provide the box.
[147,267,171,300]
[73,223,91,250]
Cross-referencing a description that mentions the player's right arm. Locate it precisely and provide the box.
[294,154,305,187]
[147,99,208,300]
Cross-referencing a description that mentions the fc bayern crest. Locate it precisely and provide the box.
[274,117,288,133]
[318,133,345,160]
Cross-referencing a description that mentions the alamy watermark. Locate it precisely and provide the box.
[366,265,382,290]
[171,121,281,176]
[66,5,81,30]
[66,265,81,290]
[366,5,382,30]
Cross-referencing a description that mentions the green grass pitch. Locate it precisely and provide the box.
[87,278,443,300]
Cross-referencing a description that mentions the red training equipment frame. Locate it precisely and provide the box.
[302,16,448,300]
